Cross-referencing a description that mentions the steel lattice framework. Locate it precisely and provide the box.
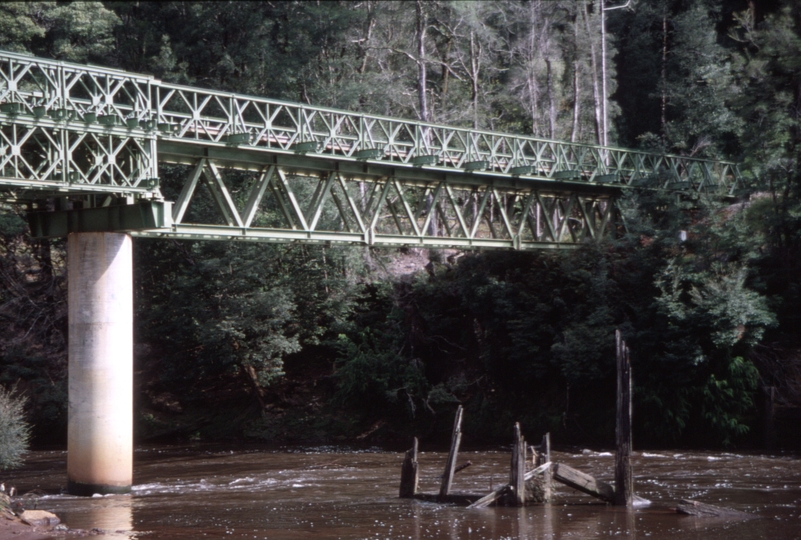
[0,50,747,250]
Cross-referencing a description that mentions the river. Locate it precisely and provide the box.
[2,445,800,539]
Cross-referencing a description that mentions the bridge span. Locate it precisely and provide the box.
[0,49,747,495]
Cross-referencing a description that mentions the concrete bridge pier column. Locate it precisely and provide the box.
[67,232,133,495]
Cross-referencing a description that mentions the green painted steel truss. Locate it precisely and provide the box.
[0,50,747,249]
[130,160,617,250]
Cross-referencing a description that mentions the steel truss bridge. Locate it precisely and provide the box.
[1,50,747,250]
[0,49,755,497]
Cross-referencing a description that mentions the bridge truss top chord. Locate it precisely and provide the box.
[0,50,748,250]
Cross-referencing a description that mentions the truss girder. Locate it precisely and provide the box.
[141,161,615,250]
[0,49,745,205]
[0,120,157,197]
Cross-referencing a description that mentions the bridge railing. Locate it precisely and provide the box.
[154,79,743,193]
[0,49,744,196]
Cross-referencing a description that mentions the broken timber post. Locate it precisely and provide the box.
[438,405,463,501]
[535,432,552,503]
[509,422,526,506]
[552,463,615,503]
[615,329,633,507]
[399,437,419,498]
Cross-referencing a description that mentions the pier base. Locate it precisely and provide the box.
[67,232,133,495]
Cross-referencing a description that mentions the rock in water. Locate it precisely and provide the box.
[20,510,61,527]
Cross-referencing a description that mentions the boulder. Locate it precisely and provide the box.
[19,510,60,527]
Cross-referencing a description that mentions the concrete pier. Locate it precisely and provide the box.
[67,232,133,495]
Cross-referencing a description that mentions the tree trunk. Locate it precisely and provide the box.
[470,30,480,130]
[527,24,540,136]
[415,0,430,122]
[600,0,608,146]
[34,238,54,304]
[546,56,556,139]
[571,13,580,143]
[441,37,452,99]
[660,13,668,144]
[357,1,376,75]
[241,364,267,411]
[581,2,603,145]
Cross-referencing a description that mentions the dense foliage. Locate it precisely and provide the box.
[1,0,800,448]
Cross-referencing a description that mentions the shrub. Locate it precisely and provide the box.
[0,386,31,469]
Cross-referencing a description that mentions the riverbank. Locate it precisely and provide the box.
[0,516,60,540]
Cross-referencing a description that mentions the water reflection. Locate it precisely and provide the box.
[540,503,555,538]
[64,494,133,539]
[403,503,569,539]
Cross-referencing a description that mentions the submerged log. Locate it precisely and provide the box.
[466,485,511,509]
[676,499,753,519]
[399,437,419,498]
[552,463,615,503]
[413,492,484,505]
[439,405,464,501]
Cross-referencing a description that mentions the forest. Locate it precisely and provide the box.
[0,0,800,453]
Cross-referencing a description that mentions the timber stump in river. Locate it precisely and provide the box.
[527,433,552,503]
[506,422,526,507]
[615,329,633,507]
[438,405,464,501]
[399,437,419,498]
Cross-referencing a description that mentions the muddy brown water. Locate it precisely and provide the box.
[2,445,800,539]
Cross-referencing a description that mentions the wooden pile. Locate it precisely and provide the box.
[398,330,750,519]
[397,405,622,507]
[399,330,637,508]
[399,405,484,505]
